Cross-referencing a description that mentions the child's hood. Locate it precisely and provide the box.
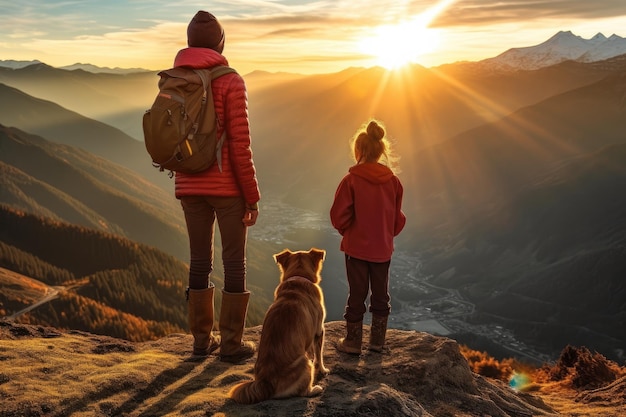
[348,162,394,184]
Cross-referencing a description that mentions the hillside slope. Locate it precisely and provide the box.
[0,83,170,192]
[410,83,626,361]
[0,63,156,140]
[0,124,187,260]
[0,206,269,340]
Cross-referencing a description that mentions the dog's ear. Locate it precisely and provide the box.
[309,248,326,265]
[273,249,293,269]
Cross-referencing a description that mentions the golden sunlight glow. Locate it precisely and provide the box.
[359,19,441,69]
[358,0,455,69]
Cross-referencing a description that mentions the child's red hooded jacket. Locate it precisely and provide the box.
[330,162,406,262]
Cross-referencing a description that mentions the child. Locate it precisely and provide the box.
[330,119,406,354]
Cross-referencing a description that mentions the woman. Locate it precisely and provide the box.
[175,11,261,363]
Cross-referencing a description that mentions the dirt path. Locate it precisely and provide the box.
[5,286,61,320]
[0,267,62,320]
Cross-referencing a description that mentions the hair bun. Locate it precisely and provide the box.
[366,121,385,141]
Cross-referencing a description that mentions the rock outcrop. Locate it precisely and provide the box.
[0,320,563,417]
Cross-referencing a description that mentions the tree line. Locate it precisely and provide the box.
[0,204,191,341]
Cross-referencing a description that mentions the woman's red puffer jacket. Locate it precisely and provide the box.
[172,47,260,206]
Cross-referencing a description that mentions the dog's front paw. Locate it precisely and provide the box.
[317,366,330,376]
[308,384,324,397]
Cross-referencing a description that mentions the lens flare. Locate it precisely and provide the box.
[509,372,531,391]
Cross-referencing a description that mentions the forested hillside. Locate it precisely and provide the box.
[0,205,267,341]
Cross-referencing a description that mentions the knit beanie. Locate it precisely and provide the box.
[187,11,225,52]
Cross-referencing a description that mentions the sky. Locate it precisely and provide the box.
[2,0,626,74]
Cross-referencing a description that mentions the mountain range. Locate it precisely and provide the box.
[0,59,149,74]
[0,59,45,70]
[3,30,626,74]
[482,30,626,70]
[0,63,158,148]
[1,31,625,364]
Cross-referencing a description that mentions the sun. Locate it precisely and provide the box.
[358,19,441,69]
[357,0,454,69]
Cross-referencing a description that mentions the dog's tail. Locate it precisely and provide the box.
[229,379,274,404]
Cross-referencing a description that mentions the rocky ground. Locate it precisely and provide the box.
[0,320,624,417]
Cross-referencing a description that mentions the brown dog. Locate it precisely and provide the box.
[229,248,329,404]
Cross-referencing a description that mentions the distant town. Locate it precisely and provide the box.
[390,251,553,364]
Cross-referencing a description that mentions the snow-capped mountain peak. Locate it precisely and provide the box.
[590,32,608,43]
[482,31,626,70]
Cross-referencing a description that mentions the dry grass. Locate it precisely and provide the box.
[1,321,624,417]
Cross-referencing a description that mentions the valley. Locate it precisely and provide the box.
[245,197,554,364]
[390,252,552,364]
[1,45,625,369]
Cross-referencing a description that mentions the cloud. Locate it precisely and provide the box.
[23,21,186,69]
[2,0,626,72]
[433,0,626,27]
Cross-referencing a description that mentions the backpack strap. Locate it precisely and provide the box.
[193,66,237,172]
[194,66,237,87]
[191,66,237,136]
[209,65,237,79]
